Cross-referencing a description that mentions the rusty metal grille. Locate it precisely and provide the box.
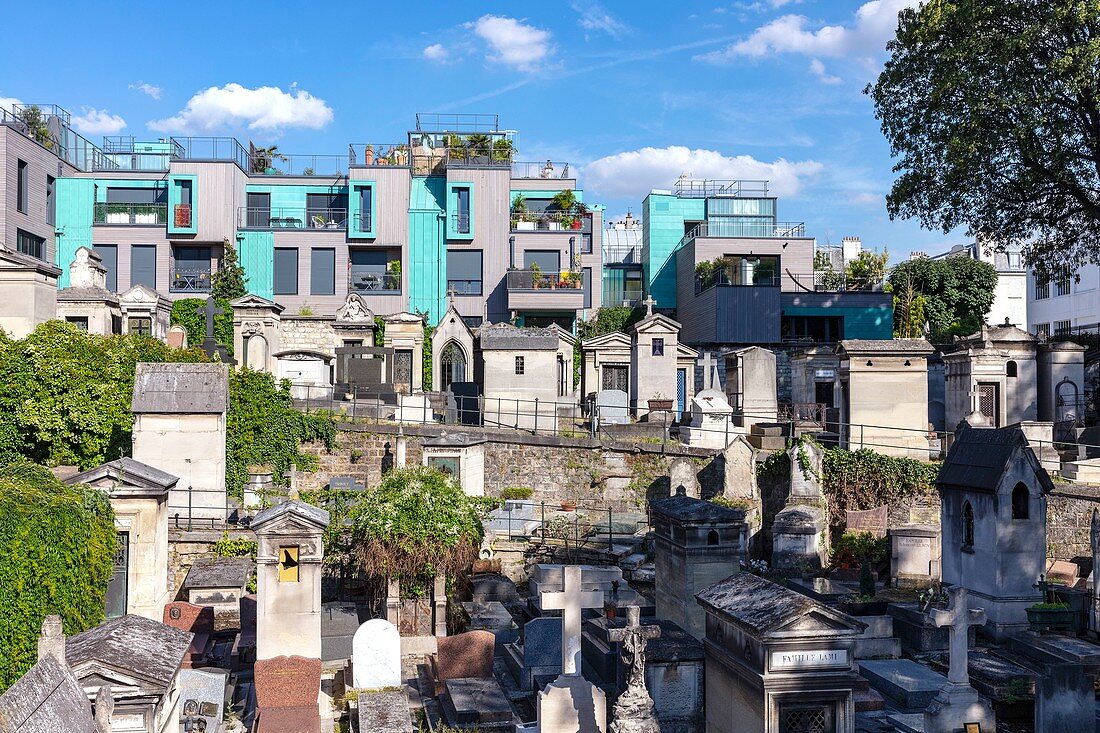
[781,707,827,733]
[978,383,997,425]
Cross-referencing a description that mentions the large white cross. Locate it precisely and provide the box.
[930,586,985,685]
[540,566,604,675]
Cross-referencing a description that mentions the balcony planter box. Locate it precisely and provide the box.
[648,399,673,411]
[517,221,536,231]
[570,219,583,230]
[1026,605,1075,633]
[546,221,563,231]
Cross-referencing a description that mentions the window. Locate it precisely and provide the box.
[349,249,400,292]
[707,530,719,546]
[66,316,89,330]
[582,267,592,309]
[1007,251,1022,269]
[524,249,561,273]
[1055,320,1071,335]
[273,248,299,295]
[447,249,483,295]
[310,248,335,295]
[130,245,157,290]
[455,187,471,234]
[1055,274,1071,296]
[46,175,55,225]
[1034,277,1049,300]
[358,187,373,231]
[106,186,167,204]
[306,192,347,227]
[16,229,44,259]
[515,356,525,375]
[1035,323,1050,338]
[1012,483,1029,520]
[962,501,974,549]
[602,364,629,392]
[129,317,152,336]
[278,546,300,583]
[95,244,118,292]
[16,159,28,213]
[461,316,483,328]
[246,192,271,227]
[1006,360,1017,378]
[782,315,844,343]
[171,246,212,292]
[652,338,665,356]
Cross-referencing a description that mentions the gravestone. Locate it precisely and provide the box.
[681,389,738,449]
[721,435,757,501]
[608,606,662,733]
[668,457,701,499]
[394,392,433,423]
[178,668,228,732]
[461,601,518,650]
[352,619,401,689]
[520,616,564,690]
[431,630,495,695]
[167,324,188,349]
[772,505,825,571]
[328,475,365,492]
[441,677,517,729]
[358,689,413,733]
[597,389,630,427]
[890,524,941,588]
[253,655,322,729]
[859,659,949,711]
[922,586,995,733]
[788,439,823,499]
[845,506,888,537]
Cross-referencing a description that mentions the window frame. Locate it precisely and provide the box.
[515,356,525,375]
[273,247,300,296]
[16,159,28,214]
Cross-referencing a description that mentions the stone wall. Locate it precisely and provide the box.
[280,316,338,354]
[1048,486,1100,560]
[167,527,254,601]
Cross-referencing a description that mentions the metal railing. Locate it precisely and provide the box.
[351,211,373,233]
[604,243,642,264]
[100,137,184,171]
[446,279,483,296]
[679,221,807,248]
[171,136,251,170]
[348,143,411,168]
[415,112,502,132]
[348,271,400,294]
[238,207,348,229]
[253,154,348,177]
[674,179,770,198]
[695,269,782,295]
[93,202,168,225]
[452,212,471,235]
[507,269,583,290]
[778,402,828,425]
[787,272,886,293]
[171,268,212,293]
[510,208,586,232]
[511,161,572,179]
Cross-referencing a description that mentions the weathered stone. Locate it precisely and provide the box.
[357,689,412,733]
[608,607,661,733]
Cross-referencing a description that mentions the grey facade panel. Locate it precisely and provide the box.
[715,285,781,343]
[273,247,298,295]
[94,243,118,292]
[130,244,157,290]
[310,247,335,296]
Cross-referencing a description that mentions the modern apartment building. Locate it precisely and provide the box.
[640,178,893,348]
[1028,264,1098,339]
[1,106,602,332]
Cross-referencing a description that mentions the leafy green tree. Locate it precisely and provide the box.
[814,251,845,291]
[867,0,1100,278]
[892,274,928,338]
[887,257,997,342]
[211,238,248,301]
[15,105,53,149]
[845,250,889,289]
[0,463,117,690]
[349,465,482,580]
[171,298,234,356]
[575,306,644,386]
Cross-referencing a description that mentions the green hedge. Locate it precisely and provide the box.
[170,297,234,356]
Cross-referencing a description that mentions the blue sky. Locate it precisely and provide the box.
[0,0,962,259]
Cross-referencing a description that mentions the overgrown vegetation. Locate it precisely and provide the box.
[886,257,997,342]
[831,531,890,568]
[211,238,249,301]
[170,297,235,355]
[212,531,258,593]
[0,463,116,690]
[575,306,643,386]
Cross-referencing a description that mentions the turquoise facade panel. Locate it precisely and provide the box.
[237,231,275,299]
[445,181,474,241]
[782,304,894,340]
[641,194,705,310]
[54,178,96,286]
[408,177,447,323]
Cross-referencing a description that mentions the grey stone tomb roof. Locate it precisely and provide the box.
[131,363,229,414]
[695,573,864,637]
[651,495,745,524]
[252,499,331,531]
[0,656,98,733]
[937,424,1055,494]
[66,615,192,690]
[65,457,179,493]
[477,324,560,350]
[422,432,488,448]
[182,556,254,590]
[837,338,933,354]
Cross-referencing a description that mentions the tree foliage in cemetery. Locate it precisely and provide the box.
[348,465,482,580]
[211,238,249,301]
[574,306,644,386]
[0,322,205,469]
[0,463,116,691]
[225,369,335,498]
[886,257,996,342]
[892,274,928,339]
[845,250,889,289]
[170,297,235,356]
[868,0,1100,277]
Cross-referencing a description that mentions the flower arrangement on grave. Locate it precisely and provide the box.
[1026,575,1074,632]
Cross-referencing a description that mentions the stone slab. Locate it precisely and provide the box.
[443,677,516,726]
[859,659,949,711]
[885,713,925,733]
[357,689,412,733]
[787,577,853,604]
[178,668,227,731]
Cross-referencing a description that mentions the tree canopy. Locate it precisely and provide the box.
[0,463,117,690]
[887,256,998,342]
[868,0,1100,277]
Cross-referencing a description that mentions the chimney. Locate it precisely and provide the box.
[94,685,114,733]
[37,615,65,666]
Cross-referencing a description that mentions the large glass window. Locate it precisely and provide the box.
[16,229,44,259]
[273,248,299,295]
[524,250,561,273]
[46,175,55,225]
[349,249,399,292]
[246,192,271,227]
[447,250,483,295]
[16,160,28,213]
[172,246,212,293]
[94,244,118,292]
[311,248,336,295]
[306,192,348,227]
[130,245,157,290]
[455,187,471,234]
[358,187,372,231]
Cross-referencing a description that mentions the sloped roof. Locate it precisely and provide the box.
[631,311,682,334]
[0,656,98,733]
[837,338,933,355]
[0,248,62,276]
[182,556,254,590]
[252,500,330,531]
[66,615,192,691]
[937,424,1055,494]
[231,293,284,312]
[651,495,744,524]
[131,363,229,414]
[696,573,864,637]
[478,324,559,350]
[582,331,631,351]
[57,286,119,305]
[65,457,178,493]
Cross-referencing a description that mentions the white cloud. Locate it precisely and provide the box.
[71,108,127,136]
[849,192,883,206]
[572,2,628,38]
[423,43,448,61]
[583,146,823,200]
[468,15,554,71]
[698,0,919,62]
[809,58,842,84]
[0,97,21,114]
[128,81,162,99]
[149,83,334,133]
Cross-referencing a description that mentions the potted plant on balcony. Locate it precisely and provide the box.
[387,260,401,288]
[1027,576,1075,633]
[648,392,673,412]
[364,144,375,166]
[563,270,582,289]
[513,194,536,231]
[529,262,543,289]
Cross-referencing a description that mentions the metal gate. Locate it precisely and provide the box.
[780,704,834,733]
[602,365,629,392]
[393,350,413,394]
[676,369,687,418]
[977,382,999,426]
[105,532,128,619]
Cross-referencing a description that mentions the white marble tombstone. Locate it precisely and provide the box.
[597,389,629,426]
[352,619,402,689]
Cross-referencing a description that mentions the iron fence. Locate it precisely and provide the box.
[506,269,584,291]
[238,206,348,229]
[673,179,770,198]
[171,268,212,293]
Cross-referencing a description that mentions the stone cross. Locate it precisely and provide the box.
[195,297,235,363]
[608,605,661,695]
[541,566,604,675]
[288,465,300,500]
[642,295,656,316]
[930,586,985,685]
[1091,509,1100,635]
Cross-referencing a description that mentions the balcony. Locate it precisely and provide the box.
[251,154,348,177]
[348,143,412,168]
[680,221,806,249]
[674,179,770,198]
[510,208,586,232]
[351,211,373,234]
[101,137,183,171]
[94,202,168,226]
[171,267,212,293]
[348,272,400,294]
[506,269,585,311]
[172,137,252,170]
[452,212,471,235]
[511,161,572,179]
[238,207,348,230]
[787,272,886,293]
[446,279,483,296]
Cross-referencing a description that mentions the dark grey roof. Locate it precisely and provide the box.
[0,656,98,733]
[422,432,487,448]
[651,495,745,524]
[696,573,863,636]
[65,457,179,493]
[66,615,192,690]
[182,556,254,590]
[252,499,330,531]
[837,338,933,354]
[131,363,229,414]
[0,248,62,276]
[57,287,119,305]
[477,324,559,350]
[937,424,1055,494]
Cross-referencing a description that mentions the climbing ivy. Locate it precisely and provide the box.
[0,463,117,691]
[170,297,235,356]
